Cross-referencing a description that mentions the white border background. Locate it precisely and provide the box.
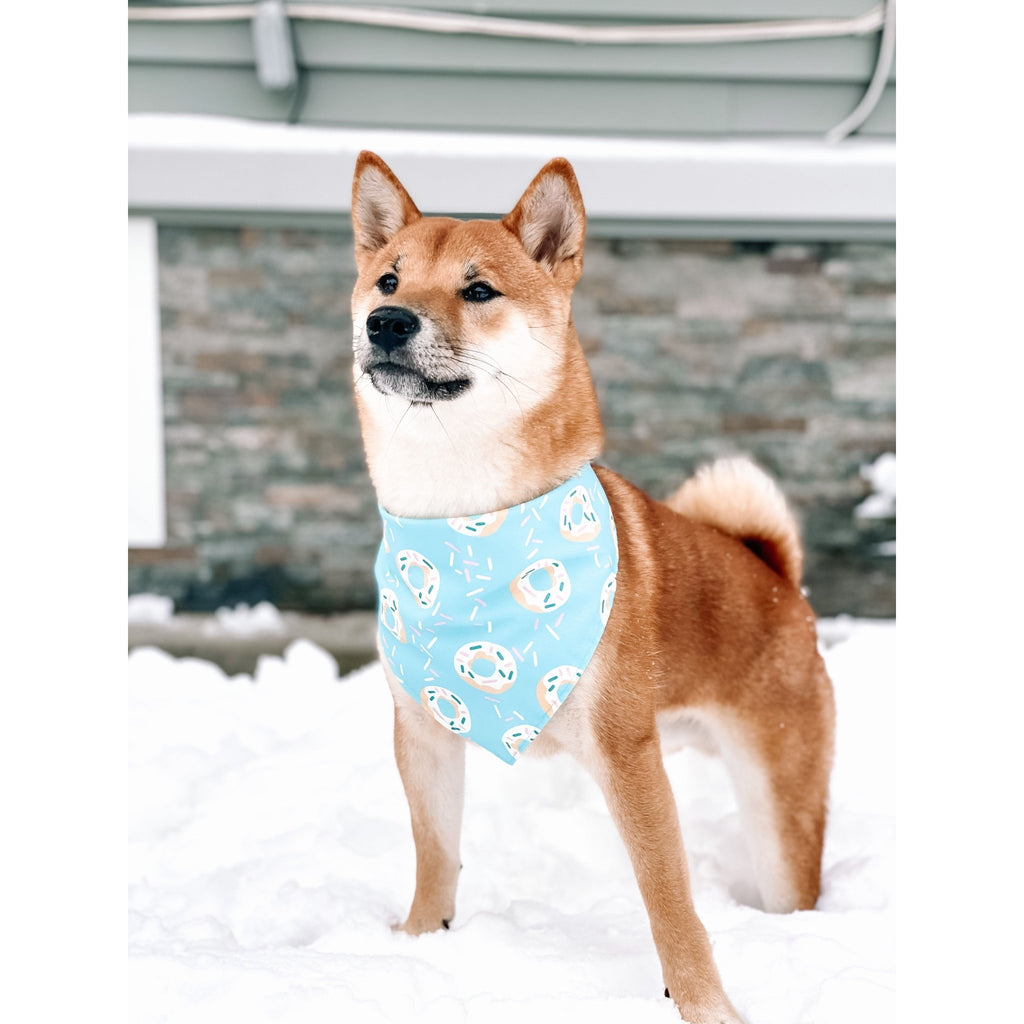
[127,216,166,547]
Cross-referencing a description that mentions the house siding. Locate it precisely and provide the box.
[128,1,894,137]
[128,225,895,618]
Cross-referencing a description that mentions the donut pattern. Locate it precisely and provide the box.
[375,463,618,765]
[560,485,601,542]
[509,558,571,614]
[447,508,507,537]
[420,686,471,733]
[502,724,541,760]
[537,665,582,715]
[599,573,617,626]
[454,641,517,693]
[379,587,406,643]
[396,549,440,609]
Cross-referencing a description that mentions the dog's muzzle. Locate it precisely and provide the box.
[360,305,471,402]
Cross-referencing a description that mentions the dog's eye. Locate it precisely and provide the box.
[462,282,501,303]
[377,273,398,295]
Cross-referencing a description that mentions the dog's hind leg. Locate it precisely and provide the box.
[701,666,834,914]
[389,680,466,935]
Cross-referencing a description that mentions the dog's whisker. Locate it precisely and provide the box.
[494,371,538,407]
[450,352,540,398]
[383,396,418,458]
[449,352,504,381]
[428,402,459,454]
[488,372,528,426]
[525,332,558,354]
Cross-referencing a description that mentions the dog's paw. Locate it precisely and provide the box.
[664,987,746,1024]
[674,1006,746,1024]
[678,1010,745,1024]
[391,915,451,936]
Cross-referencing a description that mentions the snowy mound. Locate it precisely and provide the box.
[128,620,895,1023]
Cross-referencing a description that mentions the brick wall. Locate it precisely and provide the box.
[129,227,895,618]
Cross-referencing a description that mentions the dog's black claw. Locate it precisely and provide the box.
[442,919,450,930]
[664,988,671,999]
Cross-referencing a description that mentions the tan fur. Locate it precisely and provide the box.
[665,456,804,588]
[350,152,836,1024]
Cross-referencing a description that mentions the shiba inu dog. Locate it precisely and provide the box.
[349,151,835,1024]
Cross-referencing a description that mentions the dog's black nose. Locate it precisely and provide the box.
[365,306,420,353]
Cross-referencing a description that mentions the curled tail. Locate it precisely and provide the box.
[665,457,804,589]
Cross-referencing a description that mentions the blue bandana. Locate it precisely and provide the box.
[375,463,619,764]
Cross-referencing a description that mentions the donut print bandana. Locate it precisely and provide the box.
[375,463,618,764]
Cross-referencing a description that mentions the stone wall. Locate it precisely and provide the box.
[129,227,895,618]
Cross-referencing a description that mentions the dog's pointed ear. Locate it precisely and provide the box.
[502,158,586,283]
[351,151,421,260]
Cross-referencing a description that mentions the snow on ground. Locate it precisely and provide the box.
[128,594,286,636]
[127,614,896,1024]
[127,592,175,625]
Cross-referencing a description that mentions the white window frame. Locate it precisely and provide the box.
[127,216,167,548]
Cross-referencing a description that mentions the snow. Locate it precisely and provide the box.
[211,600,286,636]
[855,453,896,520]
[127,592,175,625]
[127,113,896,167]
[128,614,896,1023]
[128,595,288,636]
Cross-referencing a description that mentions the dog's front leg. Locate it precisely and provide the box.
[593,729,744,1024]
[390,684,466,935]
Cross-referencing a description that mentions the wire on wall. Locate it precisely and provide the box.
[128,3,886,45]
[825,0,896,142]
[129,2,894,139]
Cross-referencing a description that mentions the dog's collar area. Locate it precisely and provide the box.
[375,462,619,764]
[377,463,596,523]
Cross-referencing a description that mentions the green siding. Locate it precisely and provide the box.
[130,22,892,83]
[137,1,879,18]
[128,2,894,138]
[129,65,893,137]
